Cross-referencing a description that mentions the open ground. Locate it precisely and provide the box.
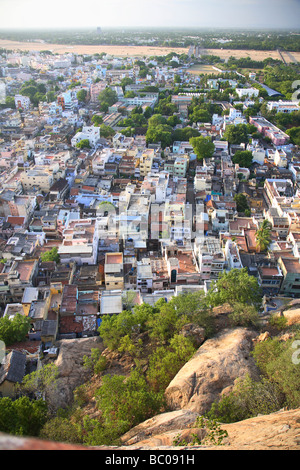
[0,39,299,63]
[205,48,300,63]
[0,40,187,57]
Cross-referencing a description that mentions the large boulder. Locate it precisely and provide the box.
[282,307,300,327]
[50,337,104,410]
[1,408,299,450]
[121,408,300,450]
[165,328,260,414]
[121,409,199,446]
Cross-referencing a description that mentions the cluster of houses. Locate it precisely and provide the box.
[0,48,300,395]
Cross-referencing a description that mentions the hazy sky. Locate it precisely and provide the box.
[0,0,299,30]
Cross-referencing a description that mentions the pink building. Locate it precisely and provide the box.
[90,82,106,103]
[249,117,289,146]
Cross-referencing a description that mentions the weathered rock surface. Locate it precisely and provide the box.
[51,336,104,410]
[165,328,260,414]
[2,408,299,450]
[123,408,300,450]
[282,307,300,327]
[121,409,199,446]
[179,323,206,348]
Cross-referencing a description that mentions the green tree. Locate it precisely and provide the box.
[252,335,300,409]
[255,219,272,253]
[223,124,249,145]
[232,150,253,168]
[91,114,103,126]
[40,416,83,444]
[99,124,115,138]
[99,304,157,351]
[95,370,164,435]
[206,374,285,424]
[18,364,59,413]
[147,302,188,343]
[46,91,56,103]
[172,127,200,142]
[77,89,87,102]
[120,77,134,92]
[228,302,260,328]
[148,114,167,127]
[40,247,60,264]
[206,268,262,310]
[0,396,48,437]
[0,313,31,346]
[234,193,250,213]
[83,348,107,375]
[189,106,211,124]
[154,97,177,116]
[286,127,300,146]
[4,96,16,109]
[76,139,91,149]
[189,136,215,161]
[147,335,196,392]
[98,87,118,113]
[169,291,214,337]
[146,124,172,149]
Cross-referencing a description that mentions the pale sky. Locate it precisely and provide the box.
[0,0,299,30]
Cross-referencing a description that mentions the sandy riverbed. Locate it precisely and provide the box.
[0,39,299,62]
[0,39,187,57]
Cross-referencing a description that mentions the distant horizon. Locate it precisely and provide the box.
[0,26,300,32]
[0,0,300,31]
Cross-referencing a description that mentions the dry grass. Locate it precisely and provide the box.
[0,39,187,57]
[0,39,298,62]
[187,64,221,75]
[205,48,300,63]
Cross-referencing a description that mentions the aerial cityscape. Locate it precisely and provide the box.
[0,0,299,455]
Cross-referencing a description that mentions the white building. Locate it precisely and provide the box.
[224,239,243,270]
[267,100,300,114]
[236,88,259,99]
[274,149,288,168]
[14,95,31,110]
[71,126,100,148]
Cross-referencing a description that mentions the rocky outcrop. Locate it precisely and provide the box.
[281,307,300,327]
[2,408,299,450]
[179,323,206,348]
[165,328,260,414]
[121,409,199,446]
[122,408,300,450]
[50,336,104,410]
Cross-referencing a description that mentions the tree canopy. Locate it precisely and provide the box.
[189,135,215,161]
[223,124,249,145]
[0,313,31,346]
[255,220,272,253]
[232,150,253,168]
[206,268,263,310]
[40,247,60,264]
[98,87,118,113]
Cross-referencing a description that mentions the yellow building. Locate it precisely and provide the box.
[139,149,154,177]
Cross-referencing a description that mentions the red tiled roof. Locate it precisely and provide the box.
[7,216,25,226]
[59,315,83,334]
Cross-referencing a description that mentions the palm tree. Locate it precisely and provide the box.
[255,220,272,253]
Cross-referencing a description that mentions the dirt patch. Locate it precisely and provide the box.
[0,39,187,57]
[205,48,300,63]
[1,40,299,62]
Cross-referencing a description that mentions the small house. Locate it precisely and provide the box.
[0,350,26,397]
